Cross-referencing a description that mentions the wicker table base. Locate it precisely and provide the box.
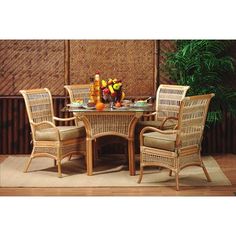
[77,111,144,176]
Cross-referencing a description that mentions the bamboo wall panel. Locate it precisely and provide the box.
[0,97,67,154]
[159,40,176,85]
[0,40,65,95]
[0,97,31,154]
[69,40,156,97]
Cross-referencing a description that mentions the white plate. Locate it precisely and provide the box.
[67,103,84,108]
[82,105,96,110]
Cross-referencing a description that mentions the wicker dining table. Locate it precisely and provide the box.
[64,105,154,176]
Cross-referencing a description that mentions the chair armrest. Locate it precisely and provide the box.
[30,121,56,128]
[160,116,178,130]
[139,126,178,146]
[53,116,76,122]
[30,121,60,140]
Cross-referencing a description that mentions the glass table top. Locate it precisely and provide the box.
[63,104,155,113]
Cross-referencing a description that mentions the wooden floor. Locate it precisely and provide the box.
[0,154,236,196]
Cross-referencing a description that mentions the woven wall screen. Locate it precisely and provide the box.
[159,40,176,85]
[0,40,65,95]
[69,40,156,97]
[0,40,156,96]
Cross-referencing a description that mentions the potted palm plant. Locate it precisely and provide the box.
[164,40,236,123]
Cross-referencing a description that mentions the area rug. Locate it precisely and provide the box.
[0,155,231,187]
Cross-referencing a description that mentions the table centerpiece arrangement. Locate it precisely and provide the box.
[100,78,125,107]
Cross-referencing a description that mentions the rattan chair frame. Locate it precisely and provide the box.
[138,93,214,190]
[20,88,86,177]
[143,84,190,129]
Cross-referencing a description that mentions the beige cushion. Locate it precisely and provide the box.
[35,122,86,141]
[137,119,177,130]
[143,131,177,152]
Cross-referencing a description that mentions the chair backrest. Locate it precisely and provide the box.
[20,88,55,125]
[64,84,90,104]
[155,84,190,120]
[176,94,214,149]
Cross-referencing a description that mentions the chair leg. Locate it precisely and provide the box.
[54,159,57,166]
[57,160,62,178]
[24,156,33,173]
[169,170,172,176]
[175,171,179,191]
[137,166,144,183]
[201,162,211,182]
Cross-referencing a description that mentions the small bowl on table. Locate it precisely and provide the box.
[134,100,148,107]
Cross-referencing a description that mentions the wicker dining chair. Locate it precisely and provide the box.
[20,88,86,177]
[138,93,214,190]
[64,84,91,104]
[64,84,93,158]
[138,84,190,130]
[64,84,91,129]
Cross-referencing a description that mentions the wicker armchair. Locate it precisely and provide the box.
[20,88,86,177]
[138,94,214,190]
[138,84,190,130]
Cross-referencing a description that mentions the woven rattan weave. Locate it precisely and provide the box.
[20,88,86,177]
[64,84,90,103]
[64,84,91,128]
[142,84,190,129]
[69,40,155,97]
[138,94,214,190]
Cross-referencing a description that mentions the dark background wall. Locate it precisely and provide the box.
[0,40,236,155]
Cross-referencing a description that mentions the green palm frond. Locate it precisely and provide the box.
[164,40,236,124]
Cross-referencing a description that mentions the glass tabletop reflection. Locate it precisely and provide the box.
[63,104,155,113]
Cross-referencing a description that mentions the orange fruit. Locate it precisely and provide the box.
[115,102,121,107]
[96,102,105,111]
